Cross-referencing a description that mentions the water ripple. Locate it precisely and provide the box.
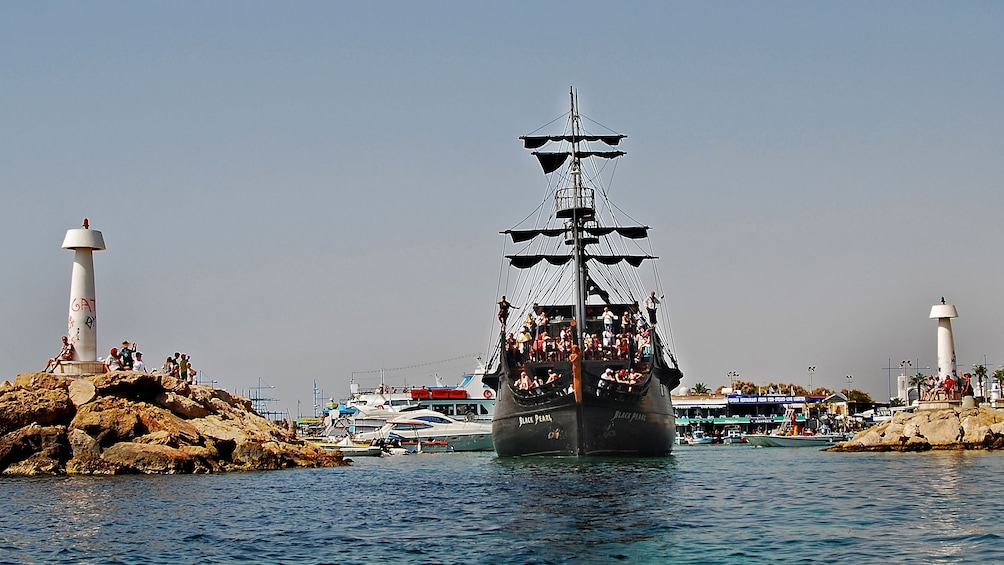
[3,449,1004,563]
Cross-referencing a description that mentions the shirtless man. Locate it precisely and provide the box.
[45,336,75,372]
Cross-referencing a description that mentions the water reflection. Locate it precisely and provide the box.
[491,456,680,558]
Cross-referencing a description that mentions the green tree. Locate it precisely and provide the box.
[846,389,873,404]
[691,382,709,395]
[974,364,988,398]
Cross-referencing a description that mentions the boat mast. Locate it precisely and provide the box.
[569,87,588,348]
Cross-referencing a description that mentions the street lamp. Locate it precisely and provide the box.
[900,360,911,403]
[728,371,739,392]
[845,375,853,393]
[807,366,815,395]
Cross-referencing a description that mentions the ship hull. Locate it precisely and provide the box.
[492,362,676,457]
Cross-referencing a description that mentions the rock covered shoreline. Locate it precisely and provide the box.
[830,405,1004,452]
[0,371,346,475]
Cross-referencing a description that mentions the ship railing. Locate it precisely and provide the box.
[555,187,595,219]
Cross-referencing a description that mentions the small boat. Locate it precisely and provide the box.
[352,410,494,452]
[746,433,844,448]
[685,430,713,445]
[745,409,842,447]
[483,89,683,457]
[310,436,386,457]
[722,427,747,445]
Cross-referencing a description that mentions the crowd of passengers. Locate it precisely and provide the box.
[514,365,646,395]
[504,305,654,364]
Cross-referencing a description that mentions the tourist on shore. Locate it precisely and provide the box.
[119,341,136,370]
[105,347,122,371]
[179,354,190,383]
[162,356,175,374]
[44,336,76,372]
[132,352,146,372]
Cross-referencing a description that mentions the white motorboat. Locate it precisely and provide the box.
[352,409,494,452]
[745,433,844,448]
[685,430,713,445]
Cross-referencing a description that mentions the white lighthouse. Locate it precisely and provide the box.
[59,218,106,374]
[929,297,958,382]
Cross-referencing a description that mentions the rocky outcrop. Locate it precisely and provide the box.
[0,371,345,475]
[830,406,1004,452]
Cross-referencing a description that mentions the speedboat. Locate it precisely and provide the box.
[685,430,713,445]
[352,410,494,452]
[310,436,386,457]
[746,433,844,448]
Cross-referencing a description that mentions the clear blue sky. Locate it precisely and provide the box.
[3,2,1002,413]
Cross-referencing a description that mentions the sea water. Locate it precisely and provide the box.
[2,446,1003,564]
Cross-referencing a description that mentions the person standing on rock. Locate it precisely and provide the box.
[179,354,190,383]
[119,341,135,370]
[132,352,146,373]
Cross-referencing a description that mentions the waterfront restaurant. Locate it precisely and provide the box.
[672,392,831,440]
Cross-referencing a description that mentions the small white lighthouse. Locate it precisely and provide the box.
[61,218,105,370]
[929,297,958,381]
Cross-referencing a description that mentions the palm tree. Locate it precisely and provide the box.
[974,364,988,399]
[691,382,709,395]
[909,372,927,404]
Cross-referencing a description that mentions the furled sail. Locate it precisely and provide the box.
[520,134,626,149]
[507,254,654,269]
[532,151,626,174]
[505,226,650,243]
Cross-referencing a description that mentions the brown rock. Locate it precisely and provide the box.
[86,371,162,401]
[1,369,348,474]
[67,428,101,459]
[101,442,198,474]
[133,403,203,446]
[154,391,210,419]
[0,424,68,475]
[66,456,125,475]
[69,397,143,447]
[68,378,97,407]
[0,385,75,435]
[832,406,1004,452]
[13,372,72,391]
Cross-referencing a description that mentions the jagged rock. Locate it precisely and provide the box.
[69,379,97,407]
[0,424,68,476]
[0,371,346,474]
[86,371,162,401]
[0,385,75,436]
[134,403,202,446]
[70,396,143,447]
[832,406,1004,452]
[100,442,199,474]
[155,391,210,419]
[68,428,101,459]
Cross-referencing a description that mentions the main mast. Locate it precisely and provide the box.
[569,88,588,349]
